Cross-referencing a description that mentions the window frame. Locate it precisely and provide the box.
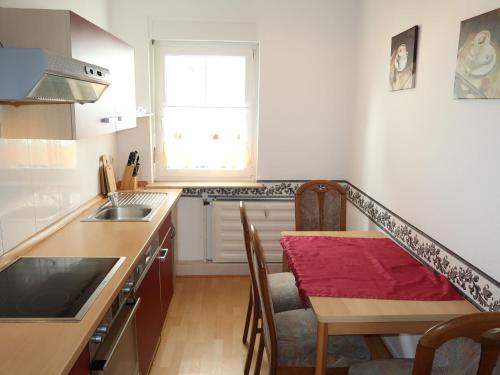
[153,40,259,182]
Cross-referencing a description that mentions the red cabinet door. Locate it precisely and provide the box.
[135,258,162,375]
[159,231,174,323]
[68,347,90,375]
[159,214,172,247]
[69,11,136,138]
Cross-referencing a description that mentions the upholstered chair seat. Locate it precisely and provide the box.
[349,337,500,375]
[268,272,304,313]
[276,308,371,368]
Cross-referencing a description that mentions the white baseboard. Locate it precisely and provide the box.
[176,261,283,276]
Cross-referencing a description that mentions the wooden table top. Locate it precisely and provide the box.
[281,231,478,325]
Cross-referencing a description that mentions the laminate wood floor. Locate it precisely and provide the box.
[150,276,268,375]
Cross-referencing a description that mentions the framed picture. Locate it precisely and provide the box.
[390,26,419,91]
[454,8,500,99]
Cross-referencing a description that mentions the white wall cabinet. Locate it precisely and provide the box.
[0,8,136,139]
[211,200,295,263]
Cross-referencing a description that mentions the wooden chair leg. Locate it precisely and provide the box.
[244,302,259,375]
[254,334,264,375]
[243,286,253,343]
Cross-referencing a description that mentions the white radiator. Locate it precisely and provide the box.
[211,201,295,263]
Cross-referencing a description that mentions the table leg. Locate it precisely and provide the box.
[282,253,289,272]
[315,322,328,375]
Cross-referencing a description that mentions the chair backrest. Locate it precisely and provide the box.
[295,180,346,231]
[239,202,260,307]
[413,312,500,375]
[250,224,278,373]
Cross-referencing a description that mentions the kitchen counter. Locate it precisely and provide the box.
[0,189,182,375]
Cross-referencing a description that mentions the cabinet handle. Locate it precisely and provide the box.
[170,225,176,239]
[158,249,169,262]
[101,116,122,124]
[135,246,161,291]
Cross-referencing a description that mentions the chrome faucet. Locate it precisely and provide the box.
[107,192,119,206]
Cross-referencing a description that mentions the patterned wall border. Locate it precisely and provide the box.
[182,181,308,200]
[181,180,500,311]
[344,183,500,312]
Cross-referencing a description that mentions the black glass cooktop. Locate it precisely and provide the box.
[0,257,124,321]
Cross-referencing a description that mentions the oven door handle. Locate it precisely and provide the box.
[90,298,141,372]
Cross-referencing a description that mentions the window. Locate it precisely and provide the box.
[154,41,259,181]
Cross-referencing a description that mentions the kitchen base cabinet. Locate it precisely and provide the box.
[68,347,90,375]
[134,213,176,374]
[136,258,162,375]
[159,214,173,246]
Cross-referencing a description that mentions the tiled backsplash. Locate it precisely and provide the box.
[0,135,115,255]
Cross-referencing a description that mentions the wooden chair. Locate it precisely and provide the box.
[250,224,371,375]
[295,180,346,231]
[240,202,304,375]
[349,313,500,375]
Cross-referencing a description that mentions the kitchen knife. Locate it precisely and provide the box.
[126,151,135,166]
[133,156,140,177]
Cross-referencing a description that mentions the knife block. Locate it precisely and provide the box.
[120,165,138,190]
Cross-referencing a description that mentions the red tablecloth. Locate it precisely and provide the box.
[280,236,463,305]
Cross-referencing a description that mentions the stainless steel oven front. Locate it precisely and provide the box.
[90,298,141,375]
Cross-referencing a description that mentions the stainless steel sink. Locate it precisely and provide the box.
[83,192,168,222]
[93,205,153,221]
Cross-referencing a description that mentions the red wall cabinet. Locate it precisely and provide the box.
[0,8,136,140]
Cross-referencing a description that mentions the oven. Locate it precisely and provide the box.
[89,237,159,375]
[90,298,141,375]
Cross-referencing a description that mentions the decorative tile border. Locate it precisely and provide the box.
[182,181,306,200]
[344,183,500,312]
[181,180,500,311]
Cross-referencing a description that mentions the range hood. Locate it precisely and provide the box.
[0,48,111,104]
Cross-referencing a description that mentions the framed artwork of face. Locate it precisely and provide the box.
[390,26,419,91]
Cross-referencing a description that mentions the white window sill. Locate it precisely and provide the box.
[146,181,264,189]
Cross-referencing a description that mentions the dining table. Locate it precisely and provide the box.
[280,231,478,375]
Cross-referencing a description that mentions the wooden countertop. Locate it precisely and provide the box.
[0,189,182,375]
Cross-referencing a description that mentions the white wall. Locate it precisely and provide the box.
[0,0,108,29]
[0,0,116,254]
[107,0,361,181]
[350,0,500,281]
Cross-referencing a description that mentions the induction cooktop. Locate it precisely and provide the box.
[0,257,125,322]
